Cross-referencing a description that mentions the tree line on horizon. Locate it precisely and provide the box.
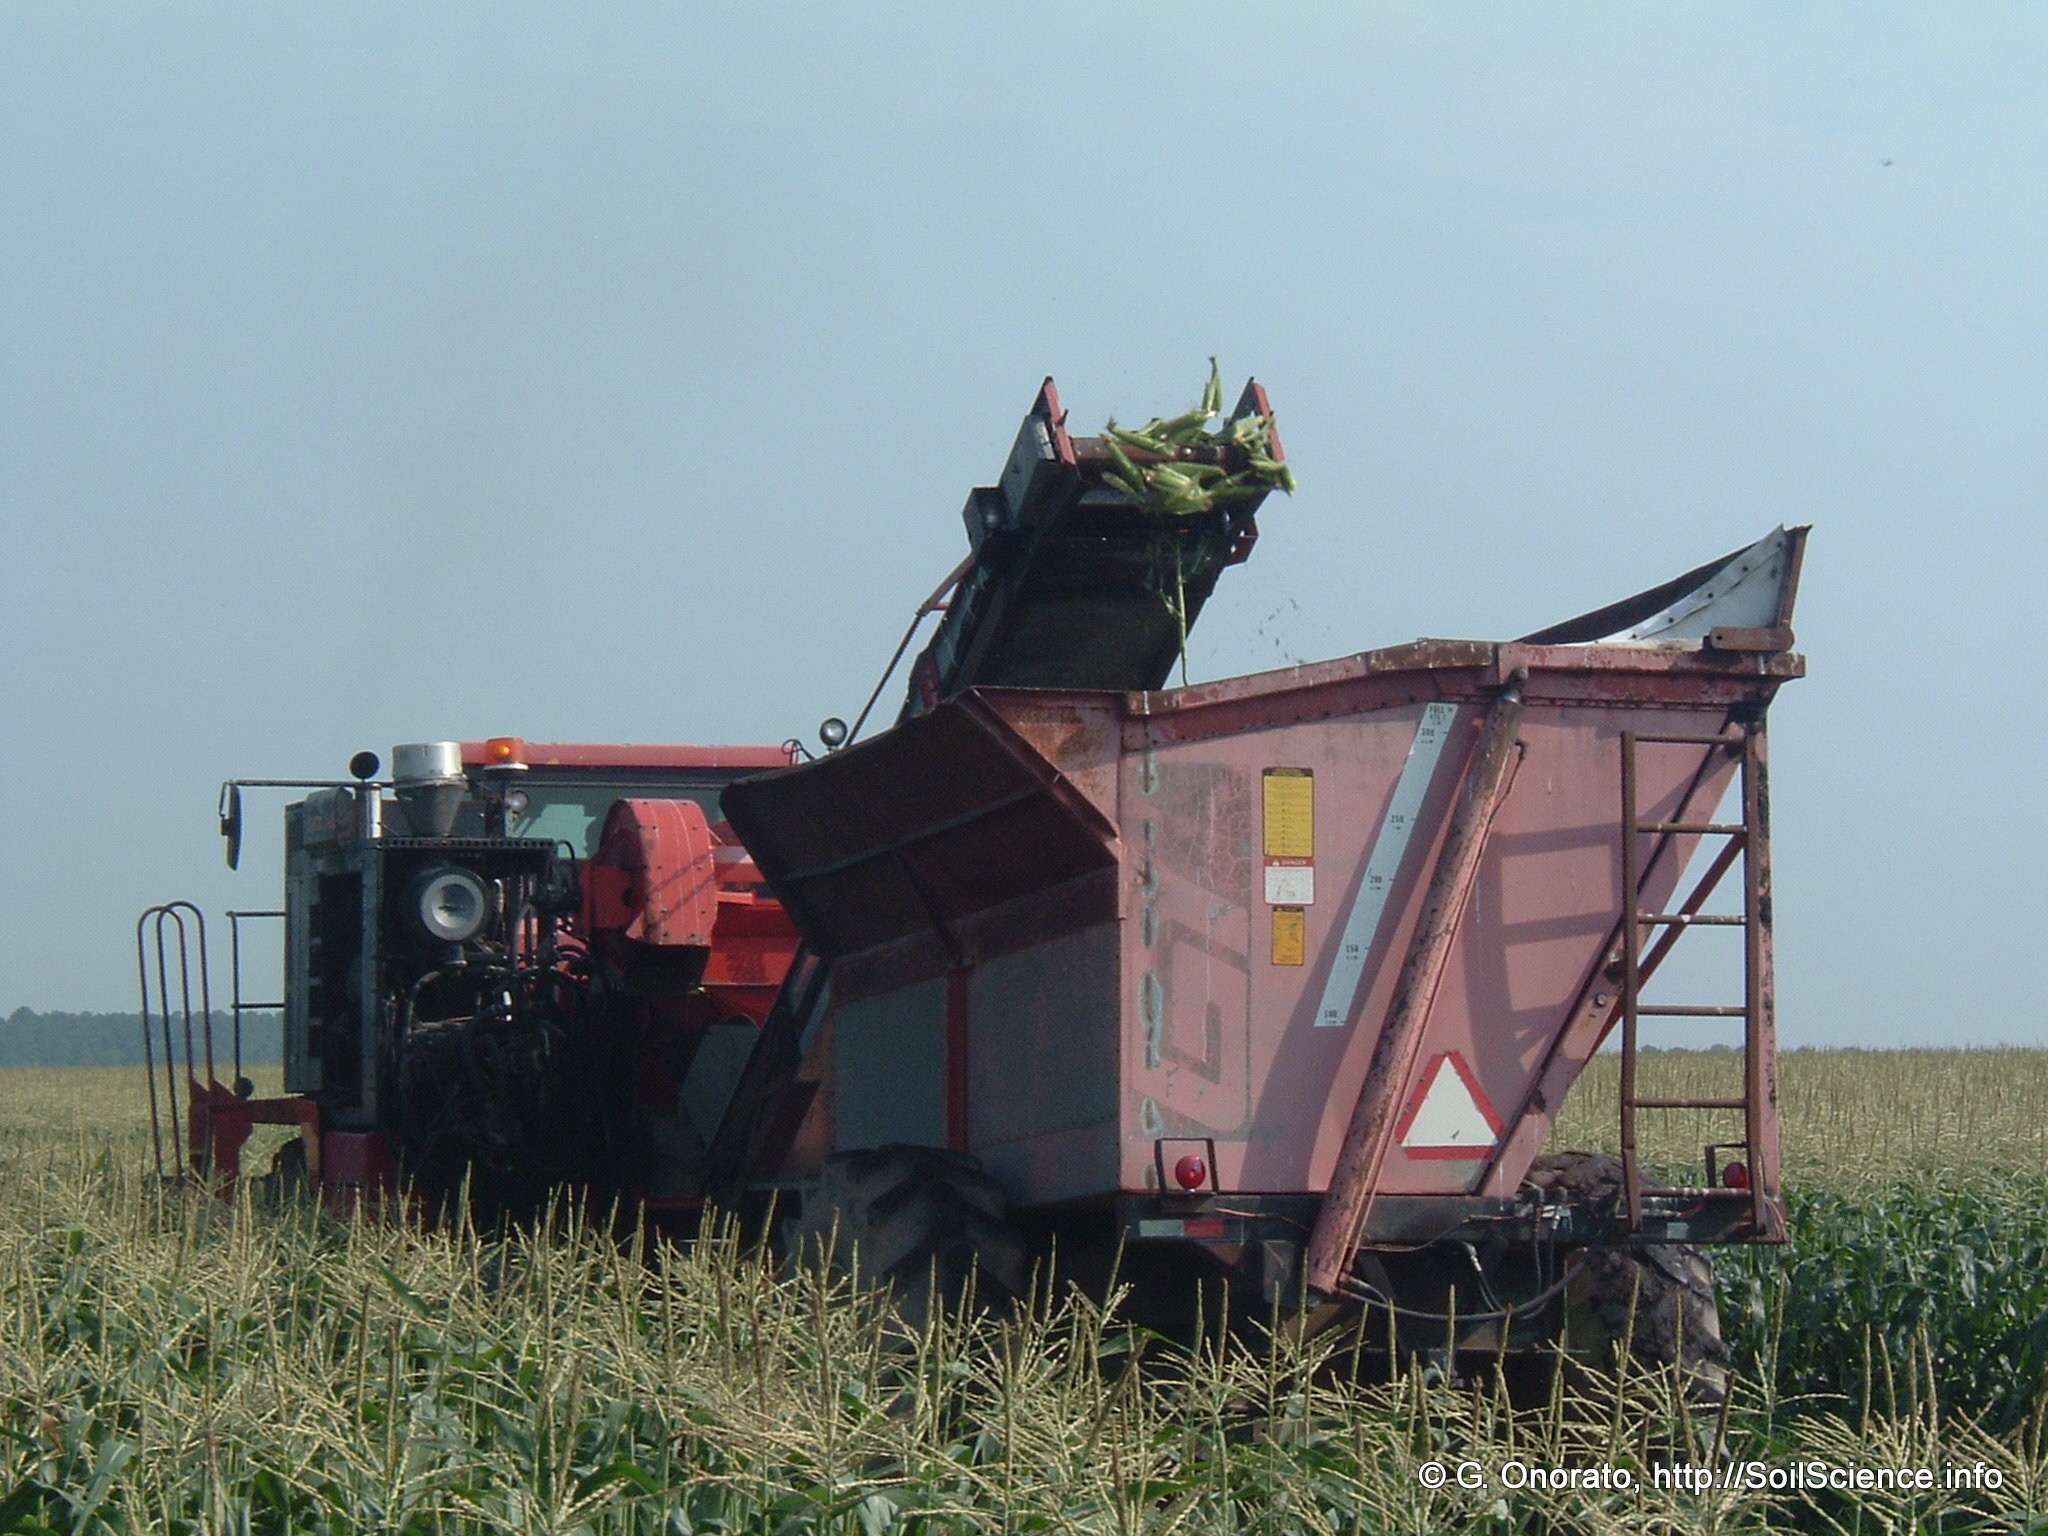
[0,1007,282,1067]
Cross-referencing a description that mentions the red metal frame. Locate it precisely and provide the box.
[183,1069,402,1209]
[184,1083,315,1190]
[1124,639,1802,755]
[459,741,797,771]
[1033,377,1077,467]
[1222,378,1281,566]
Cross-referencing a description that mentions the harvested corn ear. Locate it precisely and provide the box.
[1102,358,1296,517]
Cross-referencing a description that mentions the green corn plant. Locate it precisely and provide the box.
[0,1056,2045,1532]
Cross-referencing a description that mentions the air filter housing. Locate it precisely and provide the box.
[392,741,467,838]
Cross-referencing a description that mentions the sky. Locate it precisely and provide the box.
[2,5,2043,1045]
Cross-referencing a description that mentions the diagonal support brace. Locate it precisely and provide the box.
[1303,671,1526,1295]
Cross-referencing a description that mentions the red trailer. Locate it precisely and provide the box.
[721,521,1806,1381]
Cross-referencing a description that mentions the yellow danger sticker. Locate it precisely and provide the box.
[1271,906,1306,966]
[1263,768,1314,860]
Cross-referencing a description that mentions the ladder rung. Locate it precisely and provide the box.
[1629,1097,1748,1111]
[1630,733,1743,747]
[1634,821,1745,835]
[1636,913,1745,927]
[1636,1004,1747,1017]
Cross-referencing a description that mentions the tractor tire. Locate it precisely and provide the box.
[784,1144,1031,1334]
[257,1135,311,1204]
[1526,1153,1731,1400]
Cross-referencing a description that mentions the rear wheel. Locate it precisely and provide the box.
[257,1135,310,1203]
[784,1145,1030,1333]
[1527,1153,1730,1399]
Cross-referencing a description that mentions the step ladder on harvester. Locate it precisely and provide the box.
[1616,722,1780,1237]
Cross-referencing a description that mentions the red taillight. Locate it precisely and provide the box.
[1173,1154,1208,1190]
[1722,1159,1751,1191]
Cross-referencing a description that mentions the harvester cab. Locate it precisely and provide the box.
[143,737,800,1209]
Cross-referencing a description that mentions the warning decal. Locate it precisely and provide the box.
[1271,906,1305,966]
[1263,768,1315,904]
[1394,1051,1503,1159]
[1262,768,1314,858]
[1264,865,1314,904]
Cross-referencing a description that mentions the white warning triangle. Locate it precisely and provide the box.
[1396,1051,1503,1159]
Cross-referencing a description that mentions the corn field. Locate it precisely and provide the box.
[1,1052,2044,1534]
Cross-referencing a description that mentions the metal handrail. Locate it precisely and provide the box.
[135,902,215,1179]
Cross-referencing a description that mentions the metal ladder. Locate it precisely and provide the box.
[225,909,285,1091]
[1617,724,1776,1233]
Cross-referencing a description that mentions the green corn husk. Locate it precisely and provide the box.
[1102,358,1297,520]
[1103,360,1299,684]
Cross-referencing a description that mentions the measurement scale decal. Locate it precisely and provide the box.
[1313,702,1459,1027]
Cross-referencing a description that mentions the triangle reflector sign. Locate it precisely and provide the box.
[1395,1051,1503,1159]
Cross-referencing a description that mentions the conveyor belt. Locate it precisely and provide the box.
[899,376,1285,718]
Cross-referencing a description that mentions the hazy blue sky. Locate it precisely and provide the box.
[3,5,2043,1044]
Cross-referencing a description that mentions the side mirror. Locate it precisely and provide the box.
[349,750,381,782]
[218,782,243,870]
